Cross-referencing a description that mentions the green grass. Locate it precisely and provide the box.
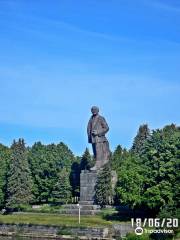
[100,207,118,215]
[0,213,114,228]
[14,203,65,213]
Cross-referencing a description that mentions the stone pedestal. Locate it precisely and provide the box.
[60,170,100,215]
[80,170,98,203]
[61,169,117,215]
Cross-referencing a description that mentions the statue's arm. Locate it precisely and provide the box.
[87,119,92,143]
[98,117,109,136]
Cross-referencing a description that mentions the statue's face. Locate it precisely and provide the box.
[91,106,99,116]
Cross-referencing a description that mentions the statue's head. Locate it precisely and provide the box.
[91,106,99,116]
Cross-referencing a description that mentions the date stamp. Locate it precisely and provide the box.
[131,218,179,228]
[131,218,179,236]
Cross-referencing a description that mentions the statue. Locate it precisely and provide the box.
[87,106,110,170]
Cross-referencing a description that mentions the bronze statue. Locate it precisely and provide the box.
[87,106,110,170]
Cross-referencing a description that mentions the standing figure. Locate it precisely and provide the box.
[87,106,110,170]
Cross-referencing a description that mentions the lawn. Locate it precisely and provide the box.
[0,213,114,228]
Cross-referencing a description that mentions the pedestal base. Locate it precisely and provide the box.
[80,170,98,203]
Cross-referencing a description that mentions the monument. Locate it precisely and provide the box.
[63,106,115,214]
[87,106,110,170]
[80,106,110,204]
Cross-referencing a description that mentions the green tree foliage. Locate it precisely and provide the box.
[51,168,72,204]
[0,144,11,208]
[115,153,144,208]
[115,123,179,216]
[140,124,180,214]
[111,145,129,170]
[80,148,93,171]
[95,163,113,207]
[28,142,75,203]
[6,139,33,208]
[70,159,80,197]
[0,122,178,217]
[131,124,150,155]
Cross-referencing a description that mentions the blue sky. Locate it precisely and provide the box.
[0,0,180,155]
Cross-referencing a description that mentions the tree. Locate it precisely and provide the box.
[131,124,150,155]
[140,124,180,215]
[0,144,11,208]
[115,154,144,208]
[51,168,72,204]
[95,163,113,207]
[111,145,124,170]
[80,148,93,171]
[28,141,75,203]
[6,139,33,208]
[70,158,80,197]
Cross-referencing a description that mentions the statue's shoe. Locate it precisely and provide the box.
[90,166,97,171]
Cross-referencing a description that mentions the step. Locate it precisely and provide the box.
[63,204,100,210]
[79,201,94,205]
[59,209,101,215]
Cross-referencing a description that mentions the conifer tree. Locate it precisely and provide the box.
[51,168,72,204]
[70,160,80,197]
[6,139,33,208]
[80,148,93,171]
[111,145,123,170]
[95,163,113,207]
[140,124,180,215]
[0,144,11,208]
[131,124,150,155]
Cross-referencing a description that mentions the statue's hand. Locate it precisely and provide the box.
[92,130,98,136]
